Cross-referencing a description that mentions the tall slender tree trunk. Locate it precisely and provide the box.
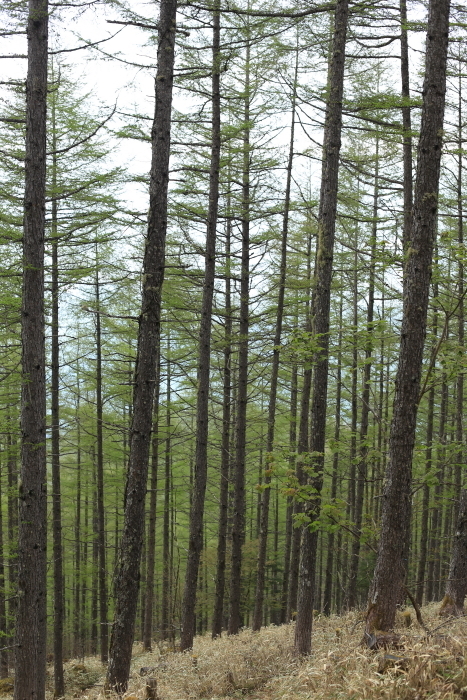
[440,489,467,616]
[7,423,18,660]
[91,458,98,656]
[180,2,221,649]
[417,380,435,604]
[94,266,108,663]
[252,48,298,632]
[347,140,378,609]
[0,462,8,678]
[106,0,177,687]
[51,88,65,695]
[228,44,250,635]
[294,0,349,655]
[323,296,343,616]
[287,227,314,621]
[212,220,233,639]
[162,342,172,641]
[455,61,464,517]
[400,0,413,254]
[432,374,448,600]
[280,353,298,623]
[74,390,82,658]
[366,0,451,633]
[14,0,48,696]
[143,358,160,651]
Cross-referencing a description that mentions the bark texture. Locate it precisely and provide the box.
[366,0,451,633]
[252,49,297,632]
[51,105,64,695]
[294,0,349,655]
[15,0,48,697]
[143,360,160,651]
[106,0,176,688]
[440,490,467,616]
[180,2,221,650]
[228,46,250,635]
[211,207,232,640]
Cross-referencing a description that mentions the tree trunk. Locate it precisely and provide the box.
[366,0,451,633]
[7,423,18,661]
[14,0,48,696]
[294,0,349,655]
[162,340,172,641]
[347,139,378,609]
[212,218,232,639]
[287,228,314,622]
[228,44,250,635]
[0,461,8,678]
[51,90,65,695]
[143,359,160,651]
[106,0,177,687]
[95,266,108,663]
[252,47,298,633]
[180,1,221,649]
[323,296,343,616]
[400,0,413,254]
[455,60,464,519]
[280,354,298,623]
[440,490,467,616]
[74,390,82,658]
[417,381,435,604]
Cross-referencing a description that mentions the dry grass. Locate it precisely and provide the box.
[33,604,467,700]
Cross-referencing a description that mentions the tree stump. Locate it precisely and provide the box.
[146,678,158,700]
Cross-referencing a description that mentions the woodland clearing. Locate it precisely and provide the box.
[13,604,467,700]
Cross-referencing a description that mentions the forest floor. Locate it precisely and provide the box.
[12,604,467,700]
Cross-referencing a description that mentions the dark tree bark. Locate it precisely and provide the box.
[455,60,464,517]
[347,140,378,610]
[252,47,298,632]
[143,360,160,651]
[73,392,82,658]
[440,490,467,616]
[7,423,18,657]
[106,0,177,687]
[323,296,343,616]
[287,228,314,622]
[91,459,98,656]
[431,374,448,600]
[212,219,232,639]
[366,0,451,633]
[15,0,48,697]
[94,266,108,663]
[180,0,221,649]
[294,0,349,655]
[280,354,298,623]
[417,379,435,604]
[228,44,250,635]
[0,462,8,678]
[51,93,65,695]
[400,0,413,254]
[161,343,172,641]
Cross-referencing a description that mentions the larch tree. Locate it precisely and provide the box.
[294,0,349,656]
[180,0,222,651]
[106,0,178,689]
[14,0,49,697]
[366,0,451,634]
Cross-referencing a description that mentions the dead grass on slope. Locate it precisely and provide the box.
[37,604,467,700]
